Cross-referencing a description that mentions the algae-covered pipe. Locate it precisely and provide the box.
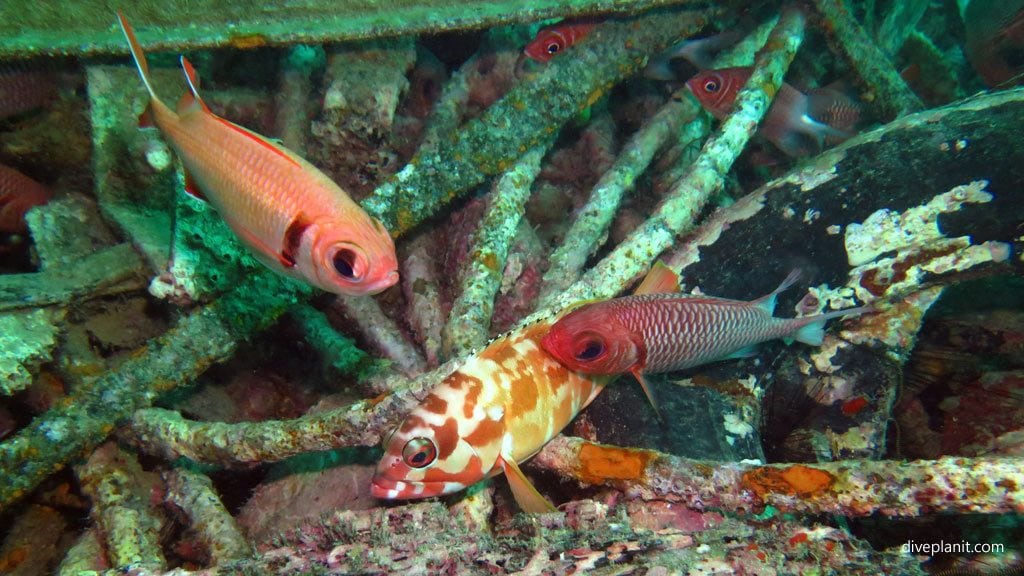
[361,6,718,236]
[1,0,722,58]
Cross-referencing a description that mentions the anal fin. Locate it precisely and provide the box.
[499,456,556,514]
[631,368,663,421]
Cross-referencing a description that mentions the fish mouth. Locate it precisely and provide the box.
[364,270,399,295]
[370,473,457,500]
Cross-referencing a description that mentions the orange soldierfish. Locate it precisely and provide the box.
[117,13,398,295]
[686,67,863,157]
[541,265,869,398]
[523,20,598,63]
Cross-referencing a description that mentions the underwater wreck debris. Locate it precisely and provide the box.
[361,6,716,236]
[874,0,929,56]
[401,233,445,367]
[230,498,921,574]
[0,270,307,510]
[536,7,807,315]
[163,467,253,564]
[330,294,427,376]
[538,96,698,305]
[290,304,379,380]
[76,442,167,572]
[310,38,416,195]
[533,436,1024,517]
[57,530,107,575]
[811,0,924,118]
[443,146,546,359]
[0,0,726,58]
[125,364,452,465]
[0,504,70,576]
[275,45,324,155]
[0,243,146,312]
[0,309,63,396]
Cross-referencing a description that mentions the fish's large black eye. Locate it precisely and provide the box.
[703,79,720,93]
[402,437,437,469]
[333,249,359,280]
[575,339,605,361]
[546,42,562,55]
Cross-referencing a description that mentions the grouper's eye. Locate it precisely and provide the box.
[402,437,437,468]
[574,338,605,361]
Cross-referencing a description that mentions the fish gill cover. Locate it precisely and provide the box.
[0,0,1022,574]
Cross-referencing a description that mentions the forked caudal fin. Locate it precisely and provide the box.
[793,306,871,346]
[752,268,802,314]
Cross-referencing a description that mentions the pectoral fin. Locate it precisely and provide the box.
[499,455,556,513]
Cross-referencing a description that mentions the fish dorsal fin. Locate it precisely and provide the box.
[751,268,801,314]
[178,56,211,114]
[499,455,556,513]
[634,261,681,295]
[117,11,156,99]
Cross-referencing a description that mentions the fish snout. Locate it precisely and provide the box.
[365,269,399,295]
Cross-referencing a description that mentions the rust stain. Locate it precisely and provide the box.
[741,464,835,499]
[578,443,652,485]
[228,34,268,49]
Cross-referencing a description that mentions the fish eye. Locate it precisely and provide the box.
[546,42,561,55]
[703,79,720,93]
[333,248,362,280]
[574,338,605,361]
[402,437,437,468]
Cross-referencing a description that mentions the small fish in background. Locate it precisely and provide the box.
[541,263,869,411]
[686,66,864,157]
[0,65,59,122]
[643,30,743,81]
[964,0,1024,87]
[523,20,598,63]
[117,12,399,296]
[0,163,51,236]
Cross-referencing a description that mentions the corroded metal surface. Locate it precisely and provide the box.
[2,0,716,58]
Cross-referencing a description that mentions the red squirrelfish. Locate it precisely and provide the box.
[523,20,598,63]
[0,164,51,234]
[117,13,398,295]
[964,0,1024,87]
[541,264,869,402]
[686,67,863,157]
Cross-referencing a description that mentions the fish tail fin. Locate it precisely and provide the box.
[793,305,872,346]
[117,11,157,100]
[753,268,802,314]
[177,56,210,114]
